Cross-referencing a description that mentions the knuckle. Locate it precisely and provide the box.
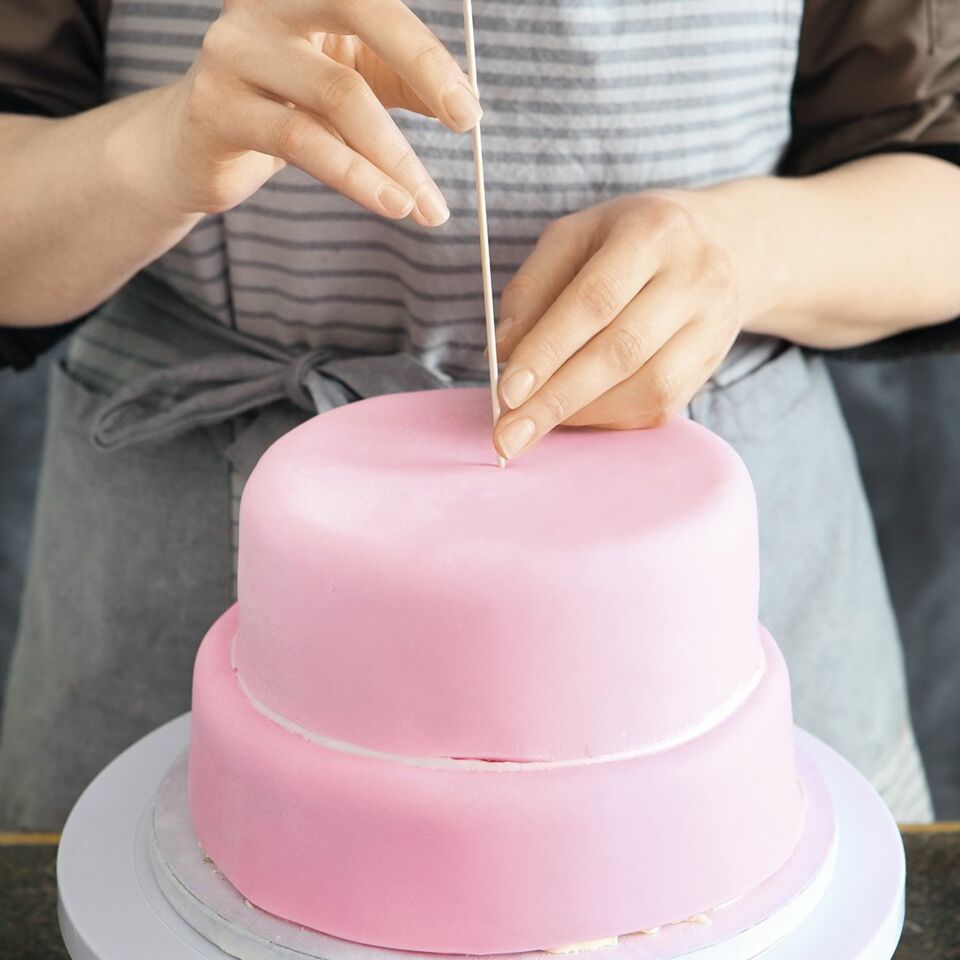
[532,335,565,371]
[541,215,572,243]
[320,32,352,60]
[318,67,370,115]
[199,22,221,61]
[700,245,734,286]
[184,63,218,120]
[273,112,312,162]
[338,154,370,193]
[605,326,649,375]
[577,271,621,319]
[200,17,238,66]
[384,143,420,181]
[410,40,455,78]
[501,271,541,305]
[643,409,671,429]
[646,366,680,415]
[648,196,695,237]
[539,390,571,425]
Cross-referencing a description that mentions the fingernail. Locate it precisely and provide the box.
[497,417,536,460]
[416,185,450,227]
[378,183,414,217]
[496,316,516,344]
[501,368,536,408]
[442,81,483,131]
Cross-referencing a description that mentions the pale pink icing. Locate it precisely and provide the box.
[232,388,763,761]
[189,610,804,955]
[188,388,804,954]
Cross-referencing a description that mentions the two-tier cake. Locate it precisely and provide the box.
[187,387,805,955]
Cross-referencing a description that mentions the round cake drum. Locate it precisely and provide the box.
[57,716,905,960]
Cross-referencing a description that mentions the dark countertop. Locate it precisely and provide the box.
[1,826,958,960]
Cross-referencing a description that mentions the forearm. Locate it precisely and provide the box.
[0,0,480,330]
[705,153,960,349]
[0,87,200,327]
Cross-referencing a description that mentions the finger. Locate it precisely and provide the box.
[238,38,448,225]
[493,280,686,460]
[499,227,660,411]
[219,92,416,219]
[352,45,434,116]
[331,0,483,133]
[566,320,729,429]
[495,217,595,361]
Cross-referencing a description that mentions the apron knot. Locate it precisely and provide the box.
[284,349,336,412]
[87,274,452,453]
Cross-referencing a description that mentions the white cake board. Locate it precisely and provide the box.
[58,716,905,960]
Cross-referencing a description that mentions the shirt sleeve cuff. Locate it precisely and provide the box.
[0,322,84,372]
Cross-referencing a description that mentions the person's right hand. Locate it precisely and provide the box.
[150,0,482,226]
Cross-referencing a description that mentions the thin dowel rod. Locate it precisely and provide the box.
[461,0,506,469]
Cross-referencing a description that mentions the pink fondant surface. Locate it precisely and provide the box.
[189,608,804,955]
[234,388,763,761]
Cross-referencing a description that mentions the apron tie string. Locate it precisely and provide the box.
[89,275,449,452]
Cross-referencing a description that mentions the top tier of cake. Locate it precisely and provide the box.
[233,387,763,763]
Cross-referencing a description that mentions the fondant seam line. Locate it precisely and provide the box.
[229,635,768,771]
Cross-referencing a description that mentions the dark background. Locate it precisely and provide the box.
[1,351,958,818]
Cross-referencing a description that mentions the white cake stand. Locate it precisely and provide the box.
[57,716,905,960]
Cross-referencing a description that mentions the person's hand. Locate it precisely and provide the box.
[492,192,751,460]
[145,0,481,224]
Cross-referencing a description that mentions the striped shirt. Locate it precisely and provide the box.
[5,1,960,371]
[65,0,803,387]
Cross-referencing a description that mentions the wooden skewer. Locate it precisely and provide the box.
[461,0,506,469]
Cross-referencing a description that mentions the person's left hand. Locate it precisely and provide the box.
[492,191,751,460]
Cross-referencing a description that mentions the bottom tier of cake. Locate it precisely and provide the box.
[188,607,805,956]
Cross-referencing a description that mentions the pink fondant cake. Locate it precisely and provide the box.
[188,387,805,955]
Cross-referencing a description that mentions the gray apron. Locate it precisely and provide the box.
[0,0,932,827]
